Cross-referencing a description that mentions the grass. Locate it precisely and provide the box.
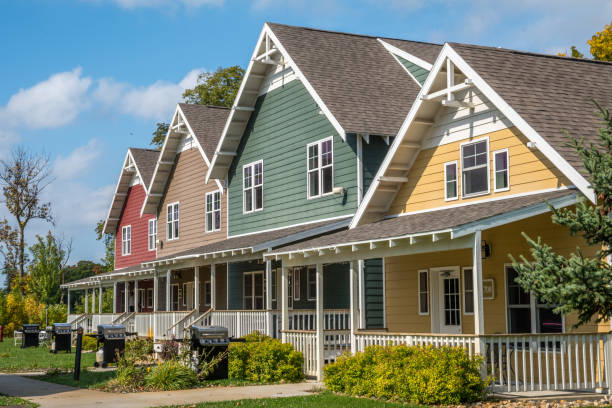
[0,394,38,407]
[161,392,427,408]
[36,370,116,389]
[0,339,95,372]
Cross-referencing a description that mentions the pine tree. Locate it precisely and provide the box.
[510,101,612,327]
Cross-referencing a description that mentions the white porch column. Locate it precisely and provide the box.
[265,260,273,337]
[67,290,72,315]
[194,266,200,311]
[98,285,103,314]
[358,260,366,329]
[124,281,129,313]
[166,270,171,311]
[210,264,217,309]
[281,264,289,343]
[134,279,139,313]
[315,263,324,381]
[153,272,159,312]
[350,260,359,354]
[91,286,96,314]
[85,289,89,314]
[472,230,485,352]
[112,282,117,314]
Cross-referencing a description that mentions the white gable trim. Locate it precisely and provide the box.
[377,39,433,71]
[351,43,595,229]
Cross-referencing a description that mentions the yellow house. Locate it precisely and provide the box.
[268,43,612,391]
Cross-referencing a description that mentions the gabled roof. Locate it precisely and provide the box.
[141,104,229,215]
[102,148,160,234]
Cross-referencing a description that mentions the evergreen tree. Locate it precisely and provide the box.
[510,102,612,327]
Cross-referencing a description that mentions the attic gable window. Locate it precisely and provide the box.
[206,191,221,232]
[243,161,263,213]
[167,202,179,240]
[307,137,333,198]
[148,218,157,251]
[121,225,131,256]
[444,161,458,201]
[494,149,510,192]
[461,139,489,197]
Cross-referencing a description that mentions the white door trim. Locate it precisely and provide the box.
[430,266,461,334]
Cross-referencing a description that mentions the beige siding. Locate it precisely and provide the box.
[157,147,226,257]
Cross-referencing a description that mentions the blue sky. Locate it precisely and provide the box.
[0,0,609,266]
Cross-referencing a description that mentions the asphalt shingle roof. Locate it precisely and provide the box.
[129,148,159,189]
[178,103,230,161]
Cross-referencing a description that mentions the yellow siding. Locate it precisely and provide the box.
[384,212,604,334]
[387,127,571,215]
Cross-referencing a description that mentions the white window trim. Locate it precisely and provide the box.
[121,225,131,256]
[460,136,490,198]
[148,218,157,251]
[243,271,265,310]
[293,268,301,301]
[182,282,188,307]
[171,283,179,309]
[493,148,510,192]
[243,160,264,214]
[205,190,222,232]
[306,267,316,301]
[443,160,459,202]
[166,202,179,241]
[461,267,474,316]
[146,288,153,308]
[306,137,334,199]
[417,269,429,316]
[204,280,211,306]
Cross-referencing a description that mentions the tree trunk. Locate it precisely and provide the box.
[19,225,25,278]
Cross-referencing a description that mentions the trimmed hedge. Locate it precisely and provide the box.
[324,345,487,405]
[228,331,304,383]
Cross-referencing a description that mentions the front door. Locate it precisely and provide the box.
[437,269,461,334]
[244,272,264,310]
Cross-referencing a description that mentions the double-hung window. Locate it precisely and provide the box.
[148,218,157,251]
[307,267,316,301]
[167,203,179,240]
[461,139,489,197]
[462,268,474,315]
[493,149,510,192]
[444,161,458,201]
[121,225,131,256]
[293,268,301,301]
[307,137,333,198]
[418,270,429,315]
[206,191,221,232]
[204,281,211,306]
[243,161,263,213]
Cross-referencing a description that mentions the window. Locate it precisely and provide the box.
[243,161,263,213]
[167,203,179,240]
[418,270,429,315]
[506,266,562,333]
[462,268,474,315]
[147,288,153,308]
[494,149,510,192]
[148,218,157,251]
[171,284,179,310]
[293,268,301,301]
[271,268,277,309]
[204,281,211,306]
[307,267,316,300]
[206,191,221,232]
[182,283,188,307]
[244,272,264,310]
[307,138,333,198]
[444,161,458,201]
[121,225,131,256]
[461,139,489,197]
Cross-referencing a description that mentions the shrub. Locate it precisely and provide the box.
[324,345,487,405]
[81,335,98,351]
[228,331,304,383]
[144,360,198,390]
[159,338,180,361]
[126,338,154,362]
[113,352,146,391]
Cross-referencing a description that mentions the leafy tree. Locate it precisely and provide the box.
[0,147,53,279]
[95,219,115,272]
[26,231,71,305]
[510,102,612,327]
[151,122,170,149]
[0,219,20,288]
[63,260,103,284]
[588,22,612,62]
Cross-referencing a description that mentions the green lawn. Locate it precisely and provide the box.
[0,339,95,372]
[0,394,38,407]
[162,392,426,408]
[36,370,115,389]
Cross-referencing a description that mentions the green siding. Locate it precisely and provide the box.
[362,137,391,193]
[395,55,430,85]
[227,260,265,310]
[228,80,358,236]
[364,258,384,328]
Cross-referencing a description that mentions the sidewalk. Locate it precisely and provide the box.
[0,374,322,408]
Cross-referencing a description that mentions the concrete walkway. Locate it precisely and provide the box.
[0,374,322,408]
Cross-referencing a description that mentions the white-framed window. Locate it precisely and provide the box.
[462,267,474,315]
[147,288,153,308]
[244,271,264,310]
[204,281,211,306]
[271,268,277,309]
[444,161,458,201]
[121,225,131,256]
[167,202,179,240]
[505,265,563,334]
[493,148,510,192]
[418,269,429,315]
[293,268,301,301]
[206,191,222,232]
[307,137,334,198]
[461,138,489,197]
[148,218,157,251]
[182,283,188,307]
[171,284,179,310]
[243,161,263,213]
[307,267,316,301]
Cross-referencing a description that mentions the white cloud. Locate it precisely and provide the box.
[0,68,92,129]
[53,139,103,180]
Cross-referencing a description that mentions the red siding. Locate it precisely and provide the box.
[115,184,157,269]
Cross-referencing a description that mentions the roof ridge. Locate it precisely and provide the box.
[129,147,160,153]
[266,22,442,48]
[178,102,231,110]
[449,42,612,67]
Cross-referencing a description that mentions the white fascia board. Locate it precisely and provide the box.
[350,44,450,229]
[377,39,433,71]
[140,107,180,217]
[452,193,579,238]
[445,45,595,203]
[102,150,132,235]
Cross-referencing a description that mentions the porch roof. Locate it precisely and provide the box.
[266,190,579,259]
[61,264,156,289]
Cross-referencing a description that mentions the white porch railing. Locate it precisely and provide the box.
[355,331,478,356]
[324,330,351,364]
[166,309,215,339]
[284,330,318,377]
[287,309,350,331]
[155,311,190,340]
[211,310,268,338]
